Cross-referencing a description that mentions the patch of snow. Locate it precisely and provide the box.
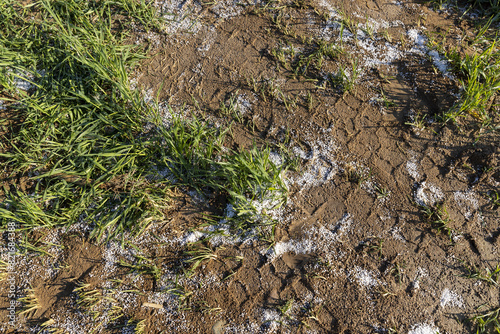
[183,230,205,244]
[428,49,451,75]
[261,308,281,331]
[408,322,440,334]
[390,226,406,242]
[414,182,444,207]
[143,88,154,104]
[407,29,452,77]
[235,94,252,115]
[315,0,341,20]
[209,0,246,19]
[102,241,131,275]
[358,39,403,68]
[406,154,421,181]
[14,72,34,91]
[197,26,217,55]
[411,267,428,292]
[225,203,236,218]
[454,190,479,220]
[181,196,287,247]
[351,266,379,289]
[361,17,390,33]
[224,321,261,333]
[269,152,283,167]
[154,0,202,35]
[268,214,352,261]
[292,138,339,190]
[415,267,428,279]
[407,29,427,50]
[440,288,463,308]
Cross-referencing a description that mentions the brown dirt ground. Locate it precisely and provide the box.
[1,0,499,333]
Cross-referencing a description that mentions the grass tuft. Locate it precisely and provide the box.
[418,202,455,241]
[18,287,41,317]
[469,306,500,334]
[0,0,289,245]
[461,260,500,286]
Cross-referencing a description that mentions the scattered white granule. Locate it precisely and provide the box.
[269,151,283,167]
[261,308,280,331]
[428,50,451,75]
[408,322,440,334]
[183,230,204,244]
[269,213,352,261]
[407,29,451,77]
[440,288,463,308]
[454,190,479,220]
[406,154,421,181]
[414,182,444,207]
[352,266,379,289]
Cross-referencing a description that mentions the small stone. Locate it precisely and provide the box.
[212,320,226,334]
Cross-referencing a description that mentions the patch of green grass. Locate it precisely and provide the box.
[425,23,499,137]
[0,0,289,245]
[362,237,384,259]
[271,11,298,40]
[243,74,297,109]
[361,21,375,39]
[17,234,60,258]
[278,298,295,320]
[158,112,288,224]
[0,0,171,243]
[103,0,167,32]
[469,306,500,334]
[184,245,220,277]
[328,59,361,95]
[426,0,500,24]
[193,299,222,315]
[301,303,322,327]
[377,89,396,108]
[305,91,315,111]
[126,319,147,334]
[374,184,390,199]
[381,29,393,43]
[418,202,455,241]
[39,319,65,334]
[405,112,429,131]
[74,282,124,327]
[74,283,104,311]
[164,275,193,311]
[485,190,500,209]
[219,90,243,122]
[118,251,162,281]
[270,37,343,82]
[443,36,499,133]
[389,261,406,284]
[336,8,359,36]
[460,260,500,286]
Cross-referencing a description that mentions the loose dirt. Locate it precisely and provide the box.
[1,0,499,333]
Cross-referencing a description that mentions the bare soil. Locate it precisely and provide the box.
[1,0,499,333]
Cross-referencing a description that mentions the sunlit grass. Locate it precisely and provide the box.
[0,0,288,246]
